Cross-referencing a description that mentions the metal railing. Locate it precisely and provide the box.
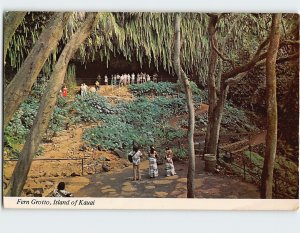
[218,144,299,199]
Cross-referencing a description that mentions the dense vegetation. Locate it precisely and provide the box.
[220,150,298,198]
[80,82,199,154]
[4,77,70,158]
[3,12,298,198]
[4,79,257,162]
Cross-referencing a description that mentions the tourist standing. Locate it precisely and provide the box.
[127,74,131,85]
[123,74,127,86]
[82,83,88,97]
[119,74,124,87]
[62,85,68,97]
[129,145,142,181]
[104,75,108,85]
[110,75,114,85]
[117,74,120,86]
[95,80,100,91]
[97,74,101,83]
[165,147,176,176]
[148,146,159,178]
[112,75,116,86]
[80,84,84,97]
[137,74,140,84]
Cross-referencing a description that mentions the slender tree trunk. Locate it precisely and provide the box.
[6,13,100,196]
[182,69,196,198]
[173,13,196,198]
[4,12,72,128]
[261,13,281,199]
[3,11,27,62]
[207,83,228,155]
[204,14,219,154]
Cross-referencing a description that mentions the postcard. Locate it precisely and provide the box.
[2,12,299,210]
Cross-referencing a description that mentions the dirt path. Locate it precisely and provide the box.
[219,131,266,154]
[170,103,208,128]
[3,122,131,197]
[249,130,266,146]
[73,157,259,198]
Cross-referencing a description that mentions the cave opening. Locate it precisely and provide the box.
[73,54,178,86]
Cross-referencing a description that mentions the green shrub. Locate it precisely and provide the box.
[129,81,206,97]
[172,147,188,159]
[83,96,185,151]
[243,151,298,197]
[72,93,120,122]
[222,104,257,132]
[4,77,72,158]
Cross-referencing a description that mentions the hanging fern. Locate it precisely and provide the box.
[7,12,295,86]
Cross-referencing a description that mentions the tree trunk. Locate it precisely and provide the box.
[204,14,219,154]
[3,12,27,62]
[205,14,270,156]
[207,83,228,155]
[173,13,196,198]
[261,13,281,199]
[6,13,100,196]
[182,69,196,198]
[4,12,71,128]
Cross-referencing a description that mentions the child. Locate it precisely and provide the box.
[148,146,158,178]
[129,145,142,181]
[52,182,73,197]
[62,86,68,97]
[165,147,176,176]
[95,80,100,91]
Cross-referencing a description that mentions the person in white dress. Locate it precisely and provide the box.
[148,146,159,178]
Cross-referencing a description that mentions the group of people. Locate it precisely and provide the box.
[97,72,158,87]
[51,145,176,197]
[129,145,176,181]
[80,83,88,97]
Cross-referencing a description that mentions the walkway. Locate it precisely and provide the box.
[74,157,260,198]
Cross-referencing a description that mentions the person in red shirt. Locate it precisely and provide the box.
[62,86,68,97]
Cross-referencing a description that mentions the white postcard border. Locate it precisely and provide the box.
[3,197,299,211]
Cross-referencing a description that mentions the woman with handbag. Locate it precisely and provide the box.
[129,145,142,181]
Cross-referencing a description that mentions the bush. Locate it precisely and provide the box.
[243,151,298,198]
[172,147,188,159]
[129,81,206,97]
[83,96,185,151]
[72,93,121,122]
[47,96,72,136]
[222,104,257,132]
[4,77,72,158]
[4,96,39,148]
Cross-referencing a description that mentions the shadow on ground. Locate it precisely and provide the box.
[73,157,260,198]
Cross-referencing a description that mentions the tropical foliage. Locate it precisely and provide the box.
[4,76,71,157]
[3,12,298,198]
[80,88,189,151]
